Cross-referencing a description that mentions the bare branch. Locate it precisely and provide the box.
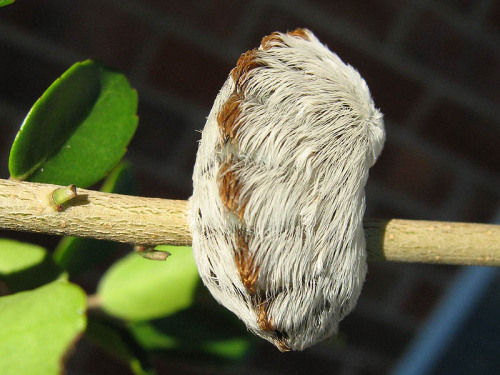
[1,178,498,266]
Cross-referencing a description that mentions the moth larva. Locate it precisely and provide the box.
[189,28,385,351]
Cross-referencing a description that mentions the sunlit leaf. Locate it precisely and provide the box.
[9,60,138,187]
[0,280,87,375]
[0,239,62,293]
[98,246,199,321]
[0,0,15,7]
[129,305,252,362]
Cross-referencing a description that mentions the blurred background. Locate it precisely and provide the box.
[0,0,499,374]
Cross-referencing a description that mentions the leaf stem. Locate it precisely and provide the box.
[51,184,77,211]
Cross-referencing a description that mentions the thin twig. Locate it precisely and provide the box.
[0,178,499,266]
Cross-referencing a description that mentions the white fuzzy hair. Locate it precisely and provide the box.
[189,29,385,351]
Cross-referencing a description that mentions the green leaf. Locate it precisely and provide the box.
[0,0,15,7]
[0,280,87,375]
[0,239,62,293]
[53,161,137,276]
[203,337,250,359]
[99,160,138,194]
[9,60,138,188]
[98,246,199,321]
[129,305,252,362]
[86,315,156,375]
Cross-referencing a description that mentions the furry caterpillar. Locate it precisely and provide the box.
[190,28,385,351]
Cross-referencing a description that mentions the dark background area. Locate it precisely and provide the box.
[0,1,499,374]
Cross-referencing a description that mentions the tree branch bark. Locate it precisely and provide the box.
[1,178,498,266]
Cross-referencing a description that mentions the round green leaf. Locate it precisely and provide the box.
[0,239,62,293]
[0,0,15,7]
[129,306,253,362]
[202,337,251,360]
[0,239,46,274]
[9,60,138,188]
[98,246,200,321]
[0,280,87,375]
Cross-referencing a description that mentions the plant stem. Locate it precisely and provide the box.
[86,294,102,310]
[0,178,499,266]
[0,178,190,246]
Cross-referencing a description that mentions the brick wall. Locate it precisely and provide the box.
[0,1,498,374]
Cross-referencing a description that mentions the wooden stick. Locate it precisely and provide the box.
[1,178,499,266]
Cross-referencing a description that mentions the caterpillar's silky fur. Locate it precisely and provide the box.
[189,28,385,351]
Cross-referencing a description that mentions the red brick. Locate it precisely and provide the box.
[250,344,342,374]
[403,11,500,102]
[370,141,456,206]
[462,186,500,223]
[147,37,233,107]
[67,1,152,74]
[363,263,401,301]
[247,6,307,48]
[0,0,152,74]
[420,100,500,173]
[0,40,65,108]
[334,44,424,124]
[129,100,192,161]
[250,7,424,124]
[141,0,247,39]
[0,0,68,39]
[400,279,443,320]
[341,312,413,358]
[179,130,201,176]
[358,368,391,375]
[0,117,21,179]
[310,0,403,40]
[436,0,477,13]
[368,200,423,220]
[485,1,500,34]
[419,263,460,277]
[136,169,191,201]
[65,338,133,375]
